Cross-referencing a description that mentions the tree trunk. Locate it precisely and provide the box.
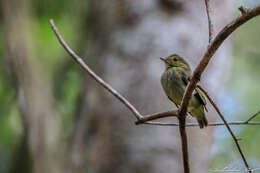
[2,0,62,172]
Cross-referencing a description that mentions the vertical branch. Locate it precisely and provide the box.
[204,0,214,43]
[178,116,190,173]
[197,85,252,173]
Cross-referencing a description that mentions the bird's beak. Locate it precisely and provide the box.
[160,57,166,61]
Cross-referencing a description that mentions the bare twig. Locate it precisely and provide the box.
[135,110,178,124]
[204,0,214,43]
[179,6,260,120]
[49,19,179,123]
[49,19,142,120]
[143,121,260,127]
[245,110,260,123]
[141,107,260,127]
[197,85,251,172]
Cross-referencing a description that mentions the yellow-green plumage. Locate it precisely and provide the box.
[160,54,208,128]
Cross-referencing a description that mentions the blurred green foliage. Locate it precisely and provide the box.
[0,0,88,172]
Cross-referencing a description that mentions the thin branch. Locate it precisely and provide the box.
[178,6,260,120]
[204,0,214,43]
[135,110,178,124]
[245,110,260,123]
[178,117,189,173]
[197,85,251,172]
[142,121,260,127]
[49,19,143,120]
[141,107,260,127]
[49,19,179,124]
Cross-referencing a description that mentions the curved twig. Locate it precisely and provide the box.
[49,19,179,123]
[50,19,143,120]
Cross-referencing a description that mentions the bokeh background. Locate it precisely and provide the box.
[0,0,260,173]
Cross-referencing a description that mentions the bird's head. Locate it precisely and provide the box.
[160,54,190,71]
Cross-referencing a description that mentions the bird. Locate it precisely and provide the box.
[160,54,208,128]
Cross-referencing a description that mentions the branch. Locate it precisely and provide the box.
[245,110,260,123]
[197,85,251,172]
[135,110,178,124]
[178,6,260,119]
[204,0,214,43]
[49,19,143,120]
[140,106,260,127]
[142,119,260,127]
[49,19,179,124]
[178,117,189,173]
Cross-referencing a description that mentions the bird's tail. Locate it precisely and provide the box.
[197,115,208,129]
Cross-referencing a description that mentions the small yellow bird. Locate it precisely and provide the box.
[160,54,208,128]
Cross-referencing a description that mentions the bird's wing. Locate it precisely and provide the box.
[194,88,206,106]
[195,88,208,112]
[181,71,207,108]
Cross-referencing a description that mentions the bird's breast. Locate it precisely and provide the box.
[161,69,186,105]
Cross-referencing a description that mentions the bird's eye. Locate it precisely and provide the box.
[173,58,178,62]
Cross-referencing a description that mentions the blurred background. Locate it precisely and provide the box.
[0,0,260,173]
